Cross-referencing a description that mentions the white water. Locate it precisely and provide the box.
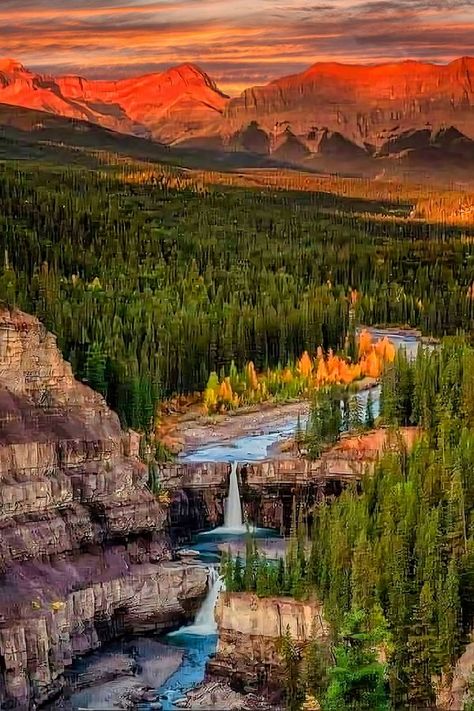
[223,461,245,532]
[169,567,222,637]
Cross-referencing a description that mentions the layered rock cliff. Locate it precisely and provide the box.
[208,593,328,689]
[224,57,474,145]
[0,308,207,709]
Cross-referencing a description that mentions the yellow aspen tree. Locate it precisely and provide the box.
[246,361,259,391]
[315,357,328,385]
[298,351,313,378]
[358,329,373,356]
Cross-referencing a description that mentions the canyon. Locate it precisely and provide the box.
[0,308,207,709]
[1,57,474,180]
[0,310,471,708]
[159,427,420,538]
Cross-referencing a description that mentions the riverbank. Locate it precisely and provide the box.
[175,681,281,710]
[159,324,430,456]
[46,638,184,710]
[161,376,379,456]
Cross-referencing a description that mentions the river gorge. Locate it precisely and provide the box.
[0,310,427,710]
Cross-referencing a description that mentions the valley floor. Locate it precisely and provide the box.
[161,378,381,455]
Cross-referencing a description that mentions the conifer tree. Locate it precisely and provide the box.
[279,627,304,711]
[365,391,375,429]
[323,610,388,711]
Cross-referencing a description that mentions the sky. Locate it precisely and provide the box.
[2,0,474,94]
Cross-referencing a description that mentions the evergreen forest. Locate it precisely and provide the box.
[1,158,474,429]
[223,343,474,709]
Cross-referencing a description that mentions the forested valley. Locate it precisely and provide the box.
[0,158,474,431]
[223,343,474,709]
[3,153,474,708]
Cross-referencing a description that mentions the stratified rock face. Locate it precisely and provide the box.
[437,639,474,710]
[224,57,474,144]
[2,57,474,149]
[0,61,228,143]
[209,593,328,688]
[0,308,207,709]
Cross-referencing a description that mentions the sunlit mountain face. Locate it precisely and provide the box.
[1,54,474,183]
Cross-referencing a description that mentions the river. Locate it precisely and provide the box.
[64,328,424,709]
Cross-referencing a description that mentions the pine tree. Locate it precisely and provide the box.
[323,610,389,711]
[349,394,364,432]
[446,467,468,558]
[232,553,244,592]
[84,342,107,396]
[256,555,270,597]
[244,532,257,592]
[295,412,305,453]
[279,626,304,711]
[437,558,462,674]
[365,391,375,429]
[277,557,286,594]
[405,582,437,707]
[304,635,331,701]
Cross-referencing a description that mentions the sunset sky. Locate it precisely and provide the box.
[2,0,474,94]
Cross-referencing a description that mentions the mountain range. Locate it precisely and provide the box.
[1,56,474,181]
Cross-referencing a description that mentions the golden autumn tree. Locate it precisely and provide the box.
[204,371,219,413]
[375,336,396,363]
[245,361,259,391]
[315,357,329,386]
[218,377,234,405]
[361,350,382,378]
[298,351,313,378]
[358,329,373,357]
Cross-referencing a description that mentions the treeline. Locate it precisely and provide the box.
[223,343,474,708]
[310,342,474,707]
[1,161,474,429]
[221,511,308,599]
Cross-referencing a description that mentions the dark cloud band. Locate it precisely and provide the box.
[1,0,472,94]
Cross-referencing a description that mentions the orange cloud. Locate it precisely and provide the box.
[1,0,473,95]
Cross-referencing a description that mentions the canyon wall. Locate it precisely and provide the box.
[0,308,207,709]
[437,639,474,710]
[158,433,401,536]
[208,592,328,689]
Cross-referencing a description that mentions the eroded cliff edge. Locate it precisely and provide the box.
[0,308,207,709]
[209,592,329,691]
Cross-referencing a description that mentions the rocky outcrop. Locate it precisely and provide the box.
[436,639,474,710]
[208,593,328,689]
[0,308,207,709]
[177,680,281,710]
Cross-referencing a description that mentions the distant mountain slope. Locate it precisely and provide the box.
[2,56,474,182]
[0,60,227,143]
[224,57,474,145]
[0,104,290,171]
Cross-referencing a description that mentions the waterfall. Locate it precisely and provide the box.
[193,567,222,631]
[223,461,244,531]
[170,567,222,637]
